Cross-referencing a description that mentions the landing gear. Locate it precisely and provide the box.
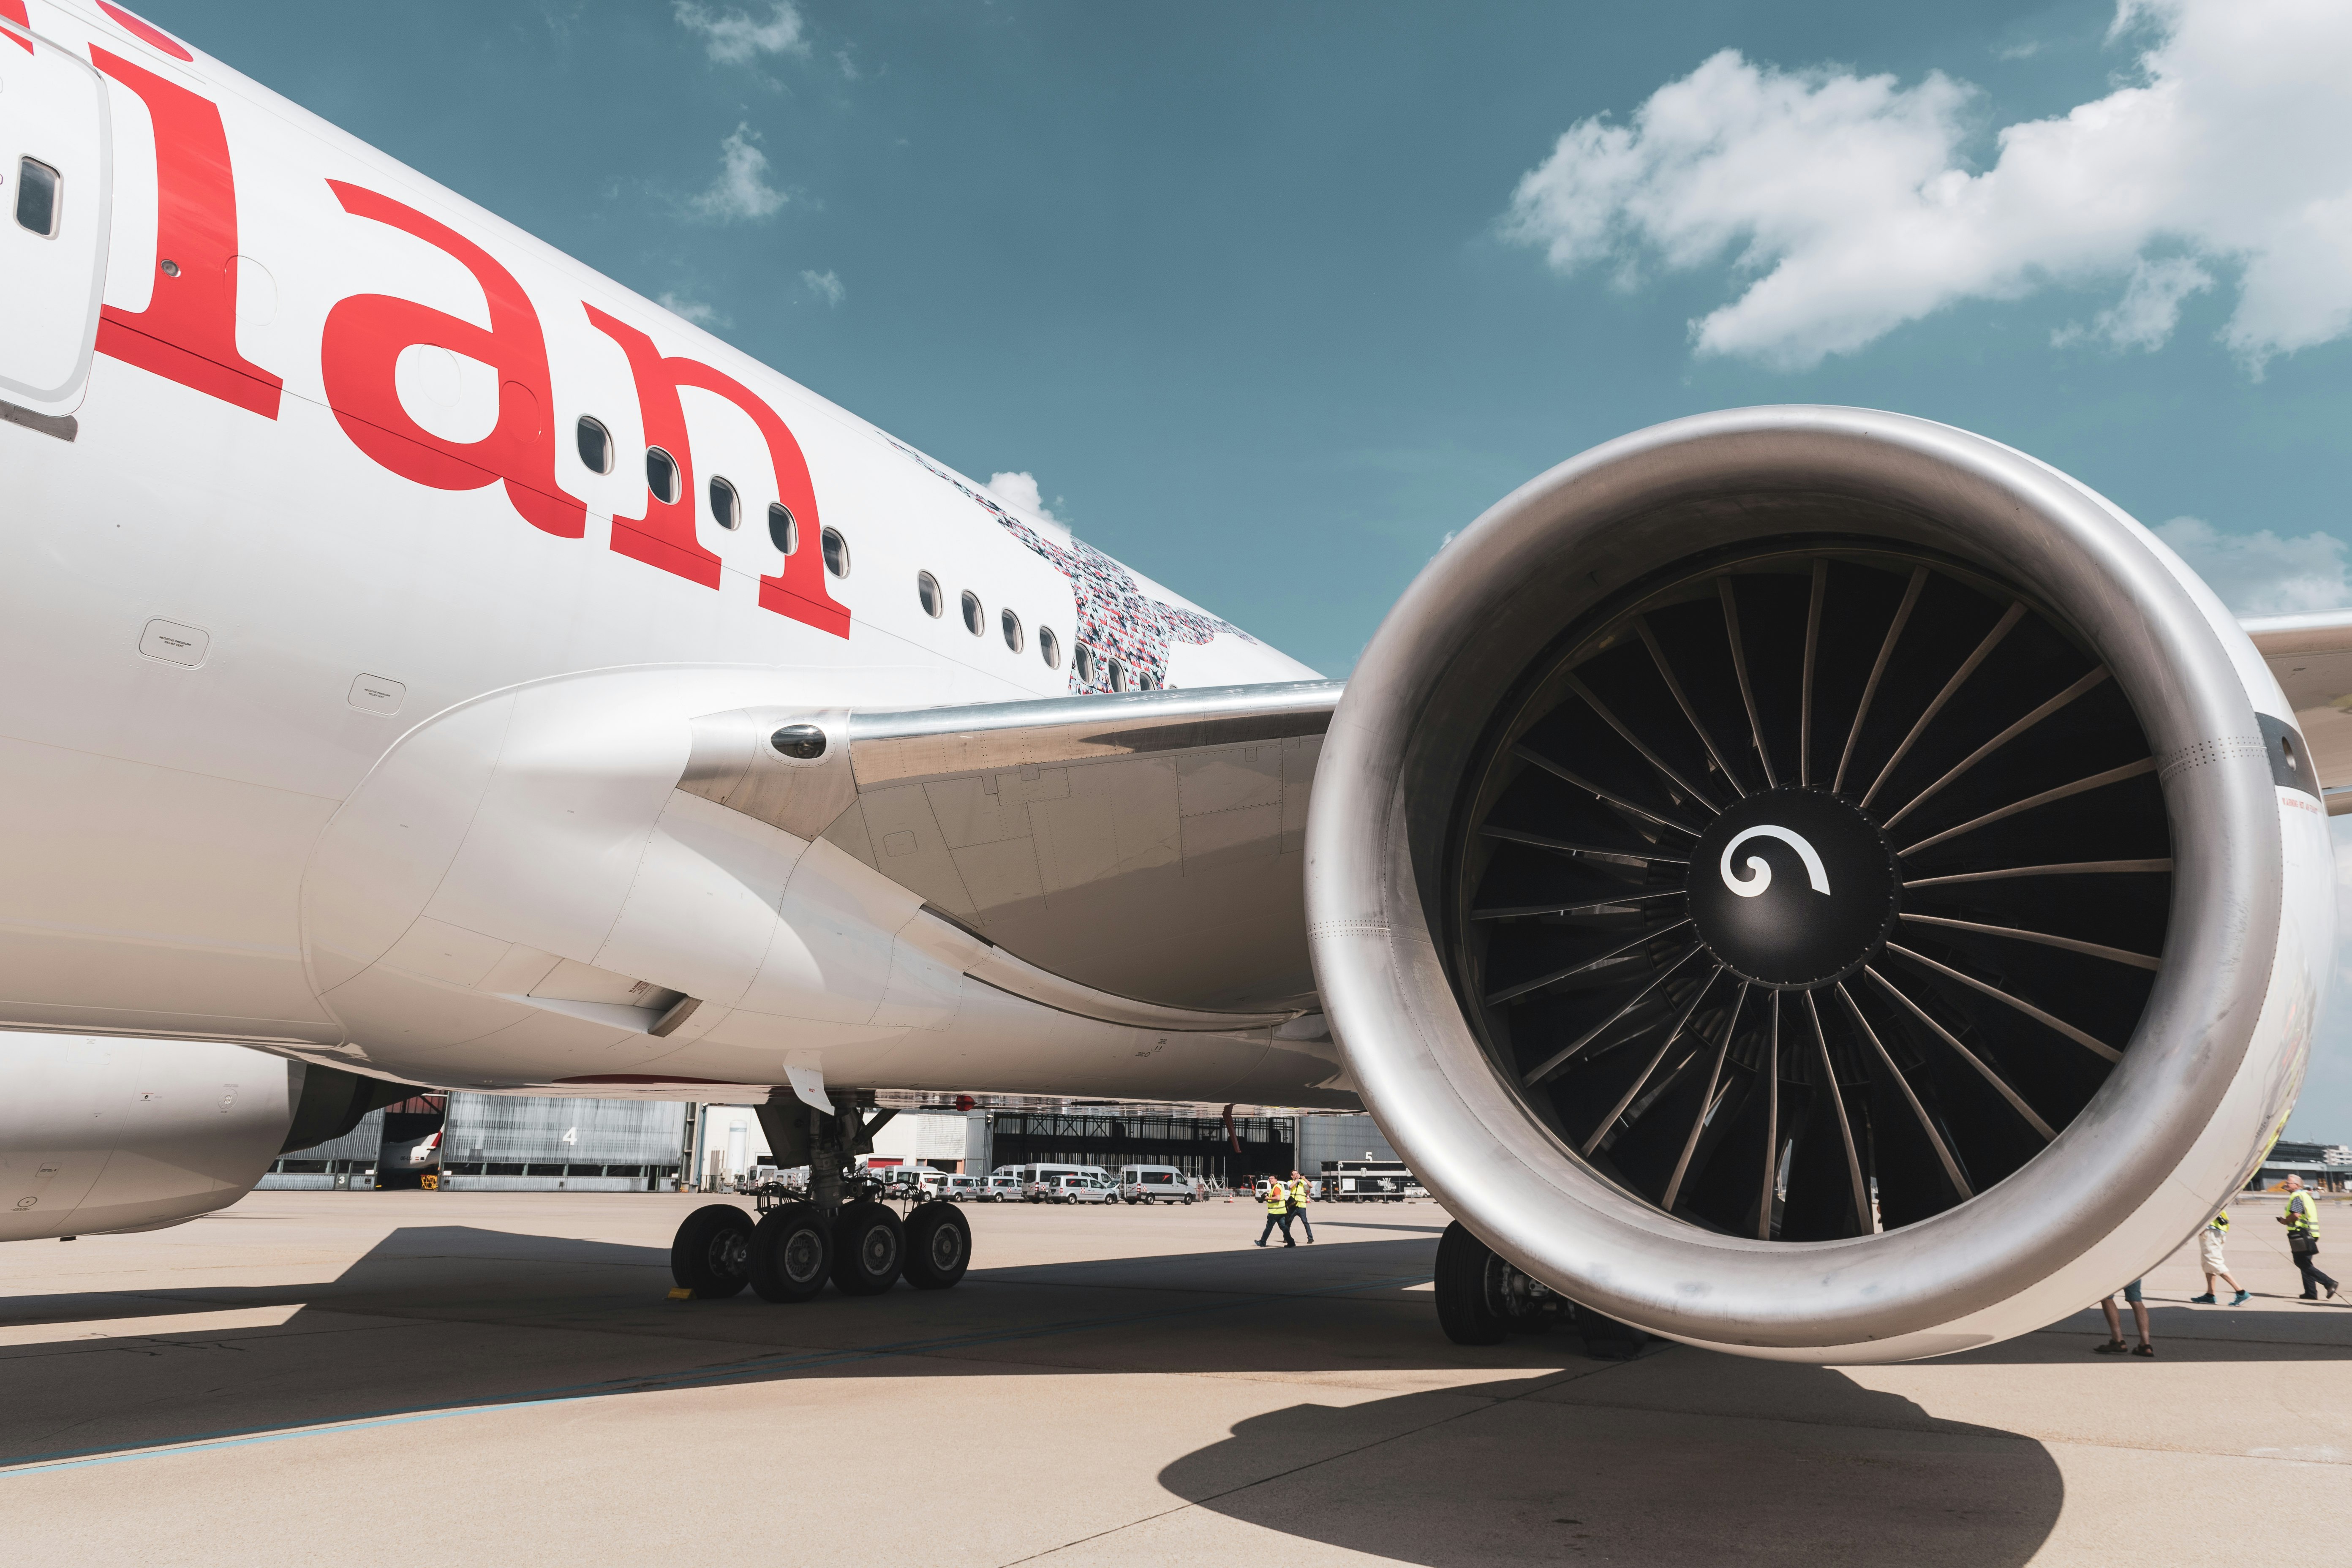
[671,1089,979,1302]
[1432,1221,1647,1357]
[904,1200,972,1290]
[832,1199,905,1295]
[670,1203,754,1298]
[749,1203,831,1303]
[1434,1220,1560,1344]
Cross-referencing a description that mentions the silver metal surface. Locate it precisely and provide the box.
[679,707,858,841]
[680,681,1342,1013]
[1306,405,2289,1355]
[846,680,1340,785]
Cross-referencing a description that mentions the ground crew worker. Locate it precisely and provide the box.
[2279,1175,2341,1300]
[1255,1176,1295,1247]
[2189,1208,2249,1305]
[1287,1170,1315,1244]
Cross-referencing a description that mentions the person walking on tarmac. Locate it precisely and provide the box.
[2189,1209,2250,1305]
[2279,1175,2341,1301]
[1255,1176,1295,1247]
[1287,1170,1315,1244]
[2093,1280,2154,1357]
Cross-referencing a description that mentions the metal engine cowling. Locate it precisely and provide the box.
[1307,406,2333,1361]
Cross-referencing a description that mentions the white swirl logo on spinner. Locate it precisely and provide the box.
[1718,825,1832,900]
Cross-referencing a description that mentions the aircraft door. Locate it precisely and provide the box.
[0,27,110,417]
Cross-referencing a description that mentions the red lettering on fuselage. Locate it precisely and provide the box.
[95,2,193,61]
[585,305,848,636]
[319,181,584,539]
[90,48,283,418]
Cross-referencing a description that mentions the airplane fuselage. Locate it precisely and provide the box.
[0,1,1341,1107]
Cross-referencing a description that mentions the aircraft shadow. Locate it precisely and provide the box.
[1159,1369,2064,1568]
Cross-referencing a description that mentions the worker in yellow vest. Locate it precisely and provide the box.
[2279,1175,2341,1301]
[1255,1176,1295,1248]
[1287,1170,1315,1244]
[2189,1209,2248,1305]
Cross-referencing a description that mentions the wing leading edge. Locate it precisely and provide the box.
[2246,612,2352,814]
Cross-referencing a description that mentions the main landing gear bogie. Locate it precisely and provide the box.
[674,1196,970,1303]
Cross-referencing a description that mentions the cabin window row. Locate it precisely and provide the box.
[575,415,845,578]
[909,571,1146,689]
[915,571,1062,670]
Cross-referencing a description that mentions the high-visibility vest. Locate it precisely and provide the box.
[2287,1191,2321,1239]
[2208,1210,2229,1233]
[1263,1184,1288,1213]
[1289,1179,1311,1208]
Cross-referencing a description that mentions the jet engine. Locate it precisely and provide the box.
[1308,406,2333,1361]
[0,1035,409,1241]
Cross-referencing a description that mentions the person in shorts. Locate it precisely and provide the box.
[2094,1279,2153,1357]
[2189,1209,2249,1305]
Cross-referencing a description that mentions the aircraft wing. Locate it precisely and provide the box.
[2244,611,2352,814]
[678,679,1344,1015]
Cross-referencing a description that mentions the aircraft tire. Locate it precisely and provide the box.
[831,1200,905,1295]
[903,1200,972,1290]
[670,1203,754,1299]
[748,1203,831,1303]
[1434,1221,1510,1345]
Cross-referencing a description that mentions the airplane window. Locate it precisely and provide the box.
[768,503,797,555]
[1039,628,1060,670]
[1002,609,1024,653]
[821,527,849,577]
[576,416,612,474]
[15,158,59,237]
[960,591,983,636]
[709,476,740,530]
[646,446,679,505]
[1108,660,1128,693]
[917,572,943,617]
[1075,645,1096,684]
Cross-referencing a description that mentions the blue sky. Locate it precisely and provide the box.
[144,0,2352,1140]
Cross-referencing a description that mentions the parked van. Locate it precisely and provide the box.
[979,1174,1023,1202]
[1115,1165,1197,1204]
[942,1173,981,1201]
[1019,1162,1108,1200]
[1049,1173,1116,1204]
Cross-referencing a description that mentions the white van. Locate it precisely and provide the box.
[1020,1162,1108,1200]
[1115,1165,1196,1204]
[979,1174,1023,1202]
[942,1173,982,1201]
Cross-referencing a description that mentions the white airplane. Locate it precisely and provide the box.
[0,0,2342,1360]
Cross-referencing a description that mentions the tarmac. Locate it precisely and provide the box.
[2,1188,2347,1565]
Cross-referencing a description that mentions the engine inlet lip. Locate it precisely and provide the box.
[1307,405,2289,1356]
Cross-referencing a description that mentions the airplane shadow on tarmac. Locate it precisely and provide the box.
[4,1217,2344,1564]
[1159,1367,2066,1568]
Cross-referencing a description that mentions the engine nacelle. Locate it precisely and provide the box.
[1309,407,2332,1361]
[0,1036,406,1240]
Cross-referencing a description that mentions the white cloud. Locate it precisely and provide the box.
[657,291,729,328]
[674,1,807,66]
[985,471,1059,522]
[690,125,787,222]
[2156,515,2352,615]
[1503,0,2352,372]
[2054,256,2215,350]
[800,269,845,306]
[985,472,1073,540]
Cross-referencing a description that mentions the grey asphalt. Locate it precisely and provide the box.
[3,1190,2347,1564]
